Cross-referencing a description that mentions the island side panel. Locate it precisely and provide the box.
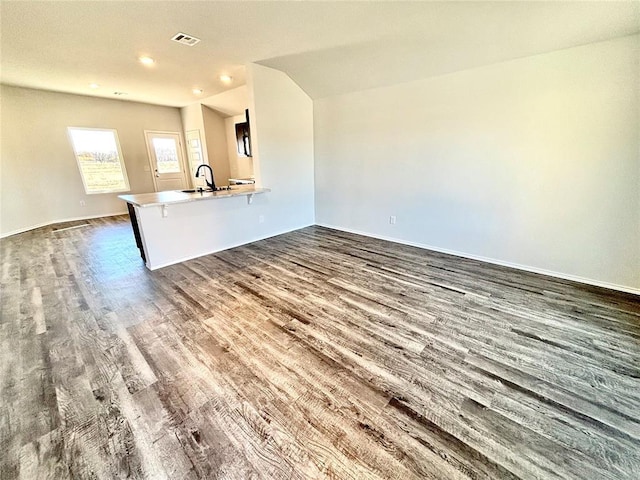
[135,193,270,270]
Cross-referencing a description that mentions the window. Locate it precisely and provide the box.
[67,127,130,194]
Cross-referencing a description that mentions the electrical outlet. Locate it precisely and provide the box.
[80,200,86,207]
[389,215,396,225]
[259,215,265,224]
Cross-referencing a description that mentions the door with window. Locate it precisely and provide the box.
[144,131,187,191]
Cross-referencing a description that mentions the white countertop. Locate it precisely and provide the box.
[119,185,270,208]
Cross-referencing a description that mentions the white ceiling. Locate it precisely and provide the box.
[1,1,638,107]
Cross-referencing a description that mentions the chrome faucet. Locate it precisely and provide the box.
[195,164,216,191]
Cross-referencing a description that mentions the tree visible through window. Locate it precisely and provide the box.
[68,127,130,194]
[152,137,180,173]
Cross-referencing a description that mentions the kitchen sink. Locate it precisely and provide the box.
[181,186,233,193]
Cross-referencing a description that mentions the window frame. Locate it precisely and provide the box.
[67,127,131,195]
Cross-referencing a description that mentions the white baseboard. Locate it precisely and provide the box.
[315,223,640,296]
[1,211,128,239]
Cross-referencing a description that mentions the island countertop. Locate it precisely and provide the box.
[119,185,270,208]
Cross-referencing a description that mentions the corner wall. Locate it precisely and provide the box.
[247,63,315,233]
[180,102,210,187]
[0,86,184,236]
[314,35,640,291]
[201,105,231,186]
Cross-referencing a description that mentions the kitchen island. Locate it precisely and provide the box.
[119,185,270,270]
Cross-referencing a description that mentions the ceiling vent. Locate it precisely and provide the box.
[171,32,201,46]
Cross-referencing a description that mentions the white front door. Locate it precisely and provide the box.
[145,131,187,191]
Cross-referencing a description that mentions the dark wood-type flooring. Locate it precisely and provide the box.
[1,216,640,479]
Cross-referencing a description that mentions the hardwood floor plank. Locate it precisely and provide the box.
[466,353,640,444]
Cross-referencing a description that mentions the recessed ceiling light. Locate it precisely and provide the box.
[89,83,100,89]
[192,88,203,95]
[139,56,155,65]
[219,75,233,83]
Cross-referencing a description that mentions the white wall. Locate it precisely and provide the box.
[0,85,184,236]
[314,35,640,292]
[201,85,249,117]
[201,105,231,186]
[248,63,315,233]
[180,102,209,188]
